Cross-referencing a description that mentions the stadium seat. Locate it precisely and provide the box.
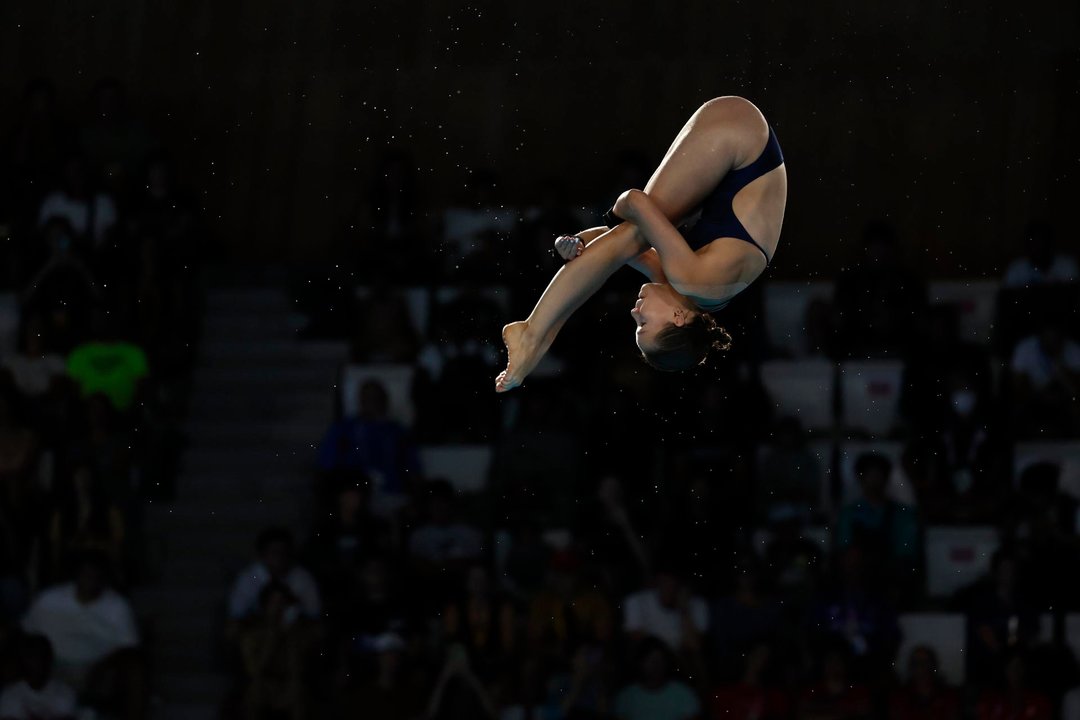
[896,614,966,684]
[928,280,999,345]
[760,359,836,432]
[0,293,17,355]
[839,360,905,437]
[356,285,431,338]
[419,444,493,493]
[433,285,511,315]
[837,441,915,505]
[341,364,416,425]
[1067,615,1080,665]
[763,281,834,357]
[924,526,999,597]
[750,525,831,557]
[1014,441,1080,501]
[756,440,835,515]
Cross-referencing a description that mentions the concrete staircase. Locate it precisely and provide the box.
[134,285,348,719]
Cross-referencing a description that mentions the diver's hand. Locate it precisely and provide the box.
[554,234,584,261]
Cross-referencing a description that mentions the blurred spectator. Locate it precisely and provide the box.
[796,642,872,720]
[500,521,552,598]
[974,651,1052,720]
[887,646,961,720]
[1010,316,1080,437]
[37,155,117,251]
[761,513,824,602]
[623,561,708,657]
[407,479,484,569]
[2,314,66,401]
[442,564,517,679]
[73,393,135,510]
[228,527,321,621]
[21,553,140,691]
[807,546,900,679]
[757,417,823,522]
[575,475,651,598]
[708,643,790,720]
[317,379,420,514]
[356,149,427,280]
[337,631,426,719]
[304,476,392,619]
[657,472,740,597]
[78,79,155,193]
[954,549,1040,686]
[1013,462,1080,609]
[1002,221,1078,288]
[556,643,613,719]
[65,316,149,413]
[20,218,100,354]
[900,304,990,433]
[334,554,418,684]
[495,657,561,720]
[352,284,420,363]
[709,565,782,678]
[527,551,615,660]
[425,644,498,720]
[237,580,321,720]
[833,220,926,358]
[613,637,702,720]
[0,634,78,720]
[1064,682,1080,720]
[415,288,503,442]
[440,168,514,280]
[47,464,125,583]
[0,376,42,574]
[6,79,72,226]
[903,368,1007,523]
[122,152,202,356]
[835,452,920,589]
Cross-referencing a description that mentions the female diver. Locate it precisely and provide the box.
[495,96,787,392]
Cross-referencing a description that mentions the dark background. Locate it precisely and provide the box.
[2,2,1080,719]
[2,0,1077,273]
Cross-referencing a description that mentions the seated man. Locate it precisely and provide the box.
[21,553,144,716]
[0,634,79,720]
[1010,317,1080,438]
[623,561,708,657]
[228,527,321,621]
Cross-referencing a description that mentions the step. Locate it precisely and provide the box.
[192,364,340,388]
[175,471,311,502]
[155,672,231,704]
[181,447,315,474]
[205,288,292,313]
[146,498,307,530]
[155,701,224,720]
[134,586,228,614]
[188,388,335,420]
[199,339,348,363]
[201,313,303,335]
[184,421,327,448]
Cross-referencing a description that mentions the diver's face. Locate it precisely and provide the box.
[631,283,692,353]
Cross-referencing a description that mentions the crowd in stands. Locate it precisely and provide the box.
[0,78,198,719]
[221,150,1080,720]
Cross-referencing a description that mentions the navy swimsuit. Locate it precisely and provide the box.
[605,124,784,312]
[682,124,784,261]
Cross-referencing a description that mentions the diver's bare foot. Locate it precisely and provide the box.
[495,321,539,393]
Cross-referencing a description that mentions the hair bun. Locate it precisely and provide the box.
[708,324,733,353]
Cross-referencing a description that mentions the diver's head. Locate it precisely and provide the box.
[631,283,730,371]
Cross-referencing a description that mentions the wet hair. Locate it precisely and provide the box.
[641,313,732,372]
